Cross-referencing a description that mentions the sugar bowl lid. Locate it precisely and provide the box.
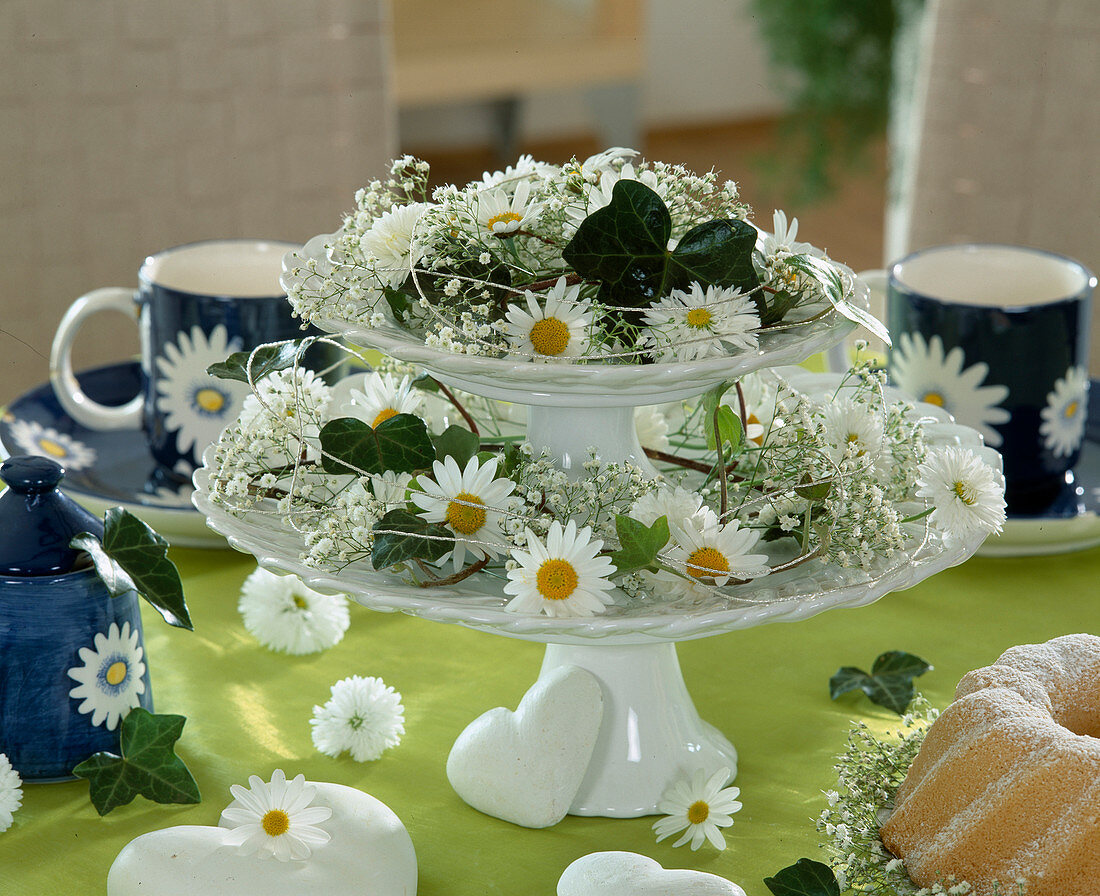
[0,455,104,576]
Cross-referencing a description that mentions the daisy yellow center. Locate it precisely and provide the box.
[372,407,399,427]
[685,308,713,329]
[921,391,945,407]
[953,480,977,506]
[686,546,730,579]
[195,387,226,413]
[528,317,571,356]
[105,661,128,686]
[292,594,308,609]
[486,211,522,231]
[687,800,710,825]
[446,492,486,535]
[1065,400,1079,419]
[536,559,579,600]
[262,809,290,837]
[37,438,68,458]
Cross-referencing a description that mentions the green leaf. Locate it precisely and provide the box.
[382,285,410,320]
[320,414,436,476]
[763,858,841,896]
[433,425,481,468]
[794,474,832,503]
[72,709,201,816]
[372,509,454,570]
[206,341,301,383]
[829,650,931,715]
[669,217,760,294]
[73,508,191,630]
[609,514,670,575]
[705,404,744,452]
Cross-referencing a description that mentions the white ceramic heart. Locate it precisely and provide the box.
[107,781,417,896]
[446,664,603,828]
[557,851,747,896]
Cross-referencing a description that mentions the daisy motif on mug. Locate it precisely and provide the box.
[155,324,249,457]
[6,420,96,470]
[889,332,1010,447]
[1040,366,1089,458]
[67,622,146,731]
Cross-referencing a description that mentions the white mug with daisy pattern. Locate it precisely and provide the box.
[882,244,1094,515]
[49,240,345,479]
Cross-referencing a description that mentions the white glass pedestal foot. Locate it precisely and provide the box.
[538,641,737,818]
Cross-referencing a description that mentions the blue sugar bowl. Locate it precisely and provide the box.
[0,456,153,781]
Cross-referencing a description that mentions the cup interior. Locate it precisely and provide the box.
[140,239,296,299]
[893,245,1092,308]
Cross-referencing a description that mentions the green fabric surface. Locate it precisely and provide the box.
[2,542,1097,894]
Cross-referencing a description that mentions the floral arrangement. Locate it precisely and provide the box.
[282,149,885,363]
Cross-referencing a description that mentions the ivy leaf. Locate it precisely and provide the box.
[72,709,200,816]
[764,858,841,896]
[609,513,670,575]
[372,509,454,570]
[72,508,191,631]
[433,425,481,468]
[320,414,436,476]
[669,217,760,295]
[829,650,931,715]
[206,341,301,383]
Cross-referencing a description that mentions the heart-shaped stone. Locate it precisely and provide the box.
[557,851,747,896]
[446,664,603,828]
[107,781,416,896]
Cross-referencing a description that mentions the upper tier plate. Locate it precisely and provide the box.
[284,233,864,406]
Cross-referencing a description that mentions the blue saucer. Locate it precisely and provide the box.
[0,362,224,548]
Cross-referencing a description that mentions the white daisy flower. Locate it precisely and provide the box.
[340,372,423,429]
[239,367,333,452]
[890,332,1010,447]
[0,753,23,834]
[564,159,664,235]
[821,396,885,463]
[634,405,670,452]
[641,282,760,362]
[310,675,405,762]
[67,621,146,731]
[758,209,821,260]
[629,485,705,529]
[221,769,333,861]
[652,766,742,851]
[369,469,414,508]
[155,324,249,456]
[238,567,350,655]
[503,277,594,361]
[916,446,1007,545]
[475,179,542,236]
[1040,365,1089,458]
[655,510,770,600]
[479,154,552,189]
[409,454,516,570]
[503,519,618,618]
[6,420,97,471]
[362,202,432,288]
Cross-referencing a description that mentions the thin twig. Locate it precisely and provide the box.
[432,378,480,436]
[418,556,490,588]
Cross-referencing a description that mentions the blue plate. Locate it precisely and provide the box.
[0,362,224,548]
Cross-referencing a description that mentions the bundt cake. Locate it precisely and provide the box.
[879,633,1100,896]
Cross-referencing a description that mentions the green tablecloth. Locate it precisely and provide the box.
[2,542,1098,894]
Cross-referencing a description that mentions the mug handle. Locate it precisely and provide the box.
[825,268,889,373]
[49,287,143,430]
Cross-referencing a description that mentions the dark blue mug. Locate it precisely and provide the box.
[886,244,1094,514]
[50,240,343,476]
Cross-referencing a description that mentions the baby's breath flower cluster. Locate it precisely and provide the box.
[283,149,862,364]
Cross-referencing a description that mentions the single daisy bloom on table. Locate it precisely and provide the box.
[653,766,742,851]
[6,419,97,470]
[67,621,146,731]
[238,567,350,655]
[362,201,432,288]
[503,277,594,361]
[475,178,542,236]
[916,446,1007,545]
[410,454,516,571]
[640,282,760,363]
[340,371,423,429]
[155,324,249,457]
[310,675,405,762]
[0,753,23,834]
[821,396,885,464]
[504,519,618,618]
[1040,365,1088,458]
[654,510,769,600]
[889,332,1009,447]
[221,769,332,861]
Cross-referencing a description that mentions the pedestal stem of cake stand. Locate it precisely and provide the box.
[525,404,659,478]
[539,641,738,817]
